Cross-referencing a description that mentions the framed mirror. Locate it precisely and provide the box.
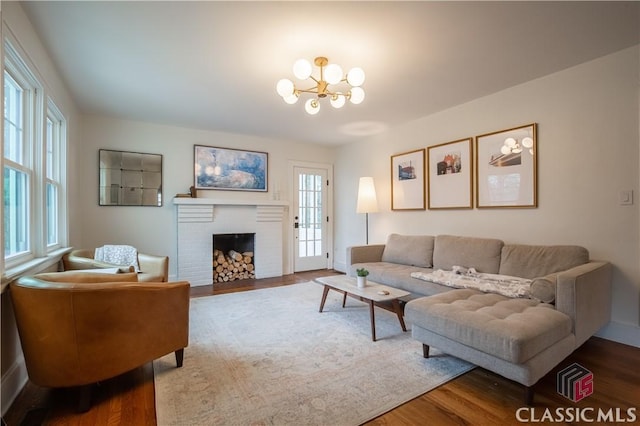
[99,149,163,206]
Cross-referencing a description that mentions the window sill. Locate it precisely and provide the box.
[1,247,72,293]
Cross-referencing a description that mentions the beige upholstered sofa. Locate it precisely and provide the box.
[347,234,612,403]
[10,270,189,411]
[62,248,169,282]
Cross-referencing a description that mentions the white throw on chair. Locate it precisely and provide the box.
[94,245,140,271]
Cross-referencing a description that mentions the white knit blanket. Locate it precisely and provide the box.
[411,267,531,298]
[95,245,140,271]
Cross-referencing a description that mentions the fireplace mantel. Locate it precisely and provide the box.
[173,197,289,207]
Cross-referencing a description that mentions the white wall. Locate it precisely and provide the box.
[78,116,336,278]
[334,46,640,347]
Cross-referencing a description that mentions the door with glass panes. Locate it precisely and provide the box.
[293,167,328,271]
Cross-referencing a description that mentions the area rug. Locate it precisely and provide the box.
[154,281,474,425]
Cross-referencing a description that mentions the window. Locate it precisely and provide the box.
[46,103,65,250]
[3,70,31,261]
[3,40,67,269]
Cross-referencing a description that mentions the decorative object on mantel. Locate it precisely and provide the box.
[475,123,537,208]
[276,56,365,115]
[391,149,426,210]
[427,137,473,210]
[175,186,198,198]
[194,145,267,191]
[356,177,378,244]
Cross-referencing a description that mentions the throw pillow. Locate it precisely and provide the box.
[530,276,557,303]
[381,234,434,268]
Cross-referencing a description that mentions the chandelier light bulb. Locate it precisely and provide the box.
[276,78,294,97]
[522,137,533,148]
[330,94,346,109]
[293,59,312,80]
[501,145,511,155]
[305,98,320,115]
[324,63,343,85]
[283,93,299,104]
[349,87,365,104]
[505,137,517,148]
[346,67,366,87]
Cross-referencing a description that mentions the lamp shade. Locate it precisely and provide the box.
[356,177,379,213]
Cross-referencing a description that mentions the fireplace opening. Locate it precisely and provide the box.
[213,233,255,283]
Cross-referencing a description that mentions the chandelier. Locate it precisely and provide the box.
[276,56,365,115]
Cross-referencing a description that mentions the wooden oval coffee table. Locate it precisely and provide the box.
[314,275,410,341]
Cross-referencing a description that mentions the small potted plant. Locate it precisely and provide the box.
[356,268,369,288]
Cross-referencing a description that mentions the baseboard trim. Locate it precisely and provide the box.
[596,321,640,348]
[333,260,346,274]
[1,356,27,417]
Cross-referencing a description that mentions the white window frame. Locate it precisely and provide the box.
[3,50,40,267]
[2,37,67,274]
[45,100,66,252]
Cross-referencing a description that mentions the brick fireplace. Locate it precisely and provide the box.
[174,198,288,286]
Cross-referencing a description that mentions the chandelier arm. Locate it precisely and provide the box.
[296,87,346,97]
[297,87,321,94]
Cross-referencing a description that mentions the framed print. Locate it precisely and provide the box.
[194,145,268,191]
[391,148,426,210]
[475,123,537,208]
[427,137,473,209]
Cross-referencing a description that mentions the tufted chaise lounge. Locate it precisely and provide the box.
[348,234,612,403]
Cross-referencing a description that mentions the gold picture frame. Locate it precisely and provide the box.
[391,148,426,210]
[427,137,473,209]
[475,123,537,208]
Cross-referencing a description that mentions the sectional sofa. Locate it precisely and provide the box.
[347,234,612,403]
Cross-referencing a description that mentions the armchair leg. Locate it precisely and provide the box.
[422,344,430,358]
[77,384,92,413]
[175,348,184,367]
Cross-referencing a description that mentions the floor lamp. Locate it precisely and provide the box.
[356,177,379,245]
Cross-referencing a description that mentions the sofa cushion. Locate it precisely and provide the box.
[34,271,139,283]
[432,235,504,273]
[349,262,449,297]
[381,234,434,268]
[405,289,572,364]
[499,244,589,279]
[530,275,557,303]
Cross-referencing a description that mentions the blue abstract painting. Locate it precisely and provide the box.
[194,145,267,191]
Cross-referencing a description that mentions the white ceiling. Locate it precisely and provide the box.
[20,1,640,146]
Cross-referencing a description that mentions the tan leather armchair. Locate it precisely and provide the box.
[62,248,169,282]
[10,271,189,411]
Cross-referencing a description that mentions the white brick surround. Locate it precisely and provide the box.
[174,198,288,286]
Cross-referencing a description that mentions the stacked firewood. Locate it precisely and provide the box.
[213,249,255,282]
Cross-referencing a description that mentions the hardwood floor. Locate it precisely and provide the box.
[4,270,639,426]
